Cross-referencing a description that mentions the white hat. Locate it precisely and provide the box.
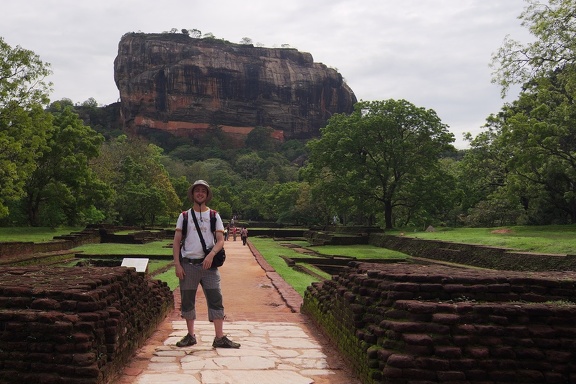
[188,180,213,203]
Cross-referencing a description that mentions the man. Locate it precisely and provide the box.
[172,180,240,349]
[240,227,248,246]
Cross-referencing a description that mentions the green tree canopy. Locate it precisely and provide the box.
[304,99,455,229]
[22,101,107,226]
[491,0,576,96]
[0,37,52,108]
[478,67,576,224]
[92,135,181,225]
[0,37,53,218]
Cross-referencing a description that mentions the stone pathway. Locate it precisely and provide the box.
[134,320,338,384]
[114,237,360,384]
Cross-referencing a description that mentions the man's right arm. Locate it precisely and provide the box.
[173,228,184,279]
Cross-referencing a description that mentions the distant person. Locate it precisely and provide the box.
[224,225,229,241]
[232,226,237,241]
[240,227,248,246]
[172,180,240,349]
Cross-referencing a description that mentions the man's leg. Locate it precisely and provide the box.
[177,263,201,347]
[185,318,196,336]
[202,269,239,348]
[213,318,224,339]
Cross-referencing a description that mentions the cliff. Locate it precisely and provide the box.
[113,33,357,143]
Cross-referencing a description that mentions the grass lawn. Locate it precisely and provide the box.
[153,269,179,291]
[304,243,408,260]
[249,237,326,296]
[0,227,83,242]
[389,225,576,254]
[250,238,410,297]
[73,240,172,256]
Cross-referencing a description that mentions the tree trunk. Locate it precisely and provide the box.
[384,200,393,229]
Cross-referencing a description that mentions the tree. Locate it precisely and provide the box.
[479,0,576,225]
[489,69,576,223]
[491,0,576,96]
[263,182,302,224]
[304,99,455,229]
[92,135,181,225]
[0,37,53,218]
[0,37,52,108]
[235,153,264,180]
[245,126,277,151]
[22,101,107,226]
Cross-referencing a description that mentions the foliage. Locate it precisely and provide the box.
[19,101,107,226]
[0,37,52,108]
[469,66,576,225]
[0,103,52,219]
[90,135,181,225]
[491,0,576,96]
[0,37,53,218]
[304,99,455,229]
[464,0,576,226]
[245,126,277,151]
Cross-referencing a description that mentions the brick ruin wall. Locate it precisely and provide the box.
[0,266,174,384]
[302,262,576,384]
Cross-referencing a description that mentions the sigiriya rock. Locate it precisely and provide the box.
[113,32,357,143]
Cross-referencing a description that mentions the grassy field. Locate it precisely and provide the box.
[388,225,576,254]
[248,237,324,296]
[0,227,83,242]
[287,240,409,259]
[74,241,172,256]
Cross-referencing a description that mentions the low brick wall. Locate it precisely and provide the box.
[302,262,576,384]
[0,266,174,384]
[0,229,100,261]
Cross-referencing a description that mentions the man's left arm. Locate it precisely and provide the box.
[203,231,224,269]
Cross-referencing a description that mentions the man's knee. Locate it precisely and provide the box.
[204,288,223,310]
[181,289,197,312]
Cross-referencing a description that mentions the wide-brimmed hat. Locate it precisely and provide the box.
[188,180,213,203]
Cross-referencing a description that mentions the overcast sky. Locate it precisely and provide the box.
[2,0,532,148]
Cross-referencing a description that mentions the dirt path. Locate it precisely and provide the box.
[114,237,361,384]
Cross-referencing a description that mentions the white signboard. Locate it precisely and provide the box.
[121,258,149,273]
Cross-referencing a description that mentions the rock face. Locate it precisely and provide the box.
[114,33,357,143]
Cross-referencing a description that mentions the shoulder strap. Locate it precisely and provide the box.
[182,210,188,238]
[191,210,208,253]
[180,210,188,246]
[210,209,217,233]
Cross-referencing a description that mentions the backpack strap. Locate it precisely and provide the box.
[183,209,216,238]
[181,210,188,243]
[210,209,217,234]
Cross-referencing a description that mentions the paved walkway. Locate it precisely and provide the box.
[114,237,361,384]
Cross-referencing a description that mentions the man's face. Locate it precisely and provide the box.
[193,185,208,203]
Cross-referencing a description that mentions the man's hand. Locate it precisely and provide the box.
[202,253,214,269]
[175,263,185,279]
